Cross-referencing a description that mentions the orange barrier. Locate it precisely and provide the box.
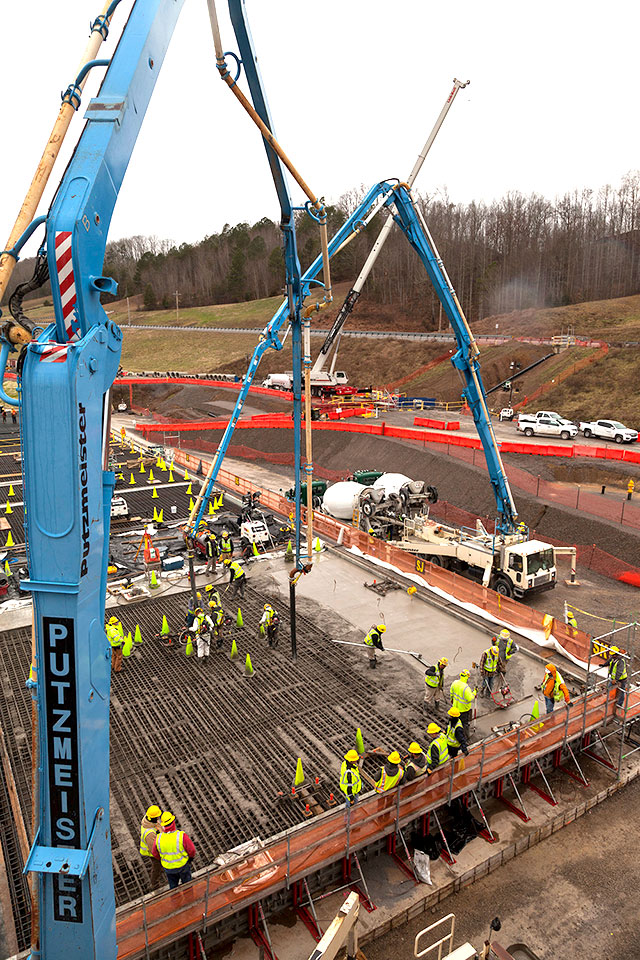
[115,684,636,959]
[414,416,460,431]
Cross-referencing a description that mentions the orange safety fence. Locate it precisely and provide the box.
[168,447,592,662]
[115,685,637,959]
[385,351,451,390]
[513,345,609,411]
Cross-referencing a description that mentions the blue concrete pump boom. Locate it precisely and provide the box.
[0,0,328,956]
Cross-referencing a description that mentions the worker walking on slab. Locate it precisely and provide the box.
[424,656,448,710]
[364,623,386,669]
[608,646,628,709]
[189,607,214,659]
[224,557,246,598]
[541,663,570,713]
[374,750,404,792]
[339,750,362,806]
[495,629,518,670]
[425,723,450,773]
[565,608,578,638]
[444,707,469,759]
[209,600,226,649]
[480,644,500,698]
[403,742,427,781]
[139,805,163,887]
[106,615,125,673]
[259,603,280,648]
[219,529,234,559]
[152,811,196,889]
[205,530,218,574]
[450,670,477,734]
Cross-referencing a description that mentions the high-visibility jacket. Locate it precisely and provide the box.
[339,761,362,800]
[219,536,233,555]
[211,606,224,628]
[106,622,123,648]
[156,830,189,870]
[505,637,516,660]
[260,606,275,628]
[427,734,449,769]
[482,648,498,673]
[206,536,218,559]
[425,664,443,689]
[364,626,384,649]
[445,717,464,749]
[551,669,567,701]
[140,822,158,857]
[566,613,577,629]
[404,754,427,781]
[375,761,403,792]
[450,679,476,714]
[228,560,244,581]
[191,613,213,634]
[609,654,627,682]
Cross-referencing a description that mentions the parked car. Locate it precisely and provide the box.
[579,420,638,444]
[499,407,514,421]
[517,414,578,439]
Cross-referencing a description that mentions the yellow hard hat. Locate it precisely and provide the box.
[439,657,448,666]
[408,742,422,754]
[460,669,470,679]
[108,616,119,624]
[448,707,460,718]
[427,723,441,735]
[196,592,202,599]
[345,749,359,762]
[378,624,387,633]
[611,646,620,653]
[223,558,232,565]
[222,530,230,537]
[161,811,175,828]
[146,805,161,820]
[264,603,273,611]
[388,751,401,764]
[195,607,203,615]
[499,629,511,640]
[491,645,499,655]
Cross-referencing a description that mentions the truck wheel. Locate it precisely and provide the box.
[583,429,592,438]
[493,576,513,598]
[561,431,570,440]
[427,555,443,567]
[615,435,624,444]
[524,428,534,438]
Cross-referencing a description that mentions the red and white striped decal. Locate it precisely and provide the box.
[54,231,80,342]
[39,343,69,363]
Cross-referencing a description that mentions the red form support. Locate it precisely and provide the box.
[494,776,530,822]
[248,904,278,960]
[553,745,590,787]
[342,855,376,912]
[292,881,322,943]
[386,833,419,884]
[522,763,557,807]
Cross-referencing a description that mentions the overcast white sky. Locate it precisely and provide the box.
[2,0,639,252]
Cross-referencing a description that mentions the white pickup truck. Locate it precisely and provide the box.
[517,413,578,439]
[579,419,638,444]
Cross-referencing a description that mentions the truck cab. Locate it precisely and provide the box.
[503,540,556,597]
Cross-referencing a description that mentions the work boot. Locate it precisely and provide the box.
[369,658,377,669]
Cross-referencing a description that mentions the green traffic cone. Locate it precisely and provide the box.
[284,540,294,564]
[236,607,243,628]
[185,637,194,657]
[150,570,159,588]
[294,757,305,786]
[230,637,239,661]
[243,653,254,677]
[161,614,170,636]
[252,541,260,557]
[134,624,143,645]
[122,633,133,658]
[356,727,365,754]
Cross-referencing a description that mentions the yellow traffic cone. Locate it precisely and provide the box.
[157,509,163,523]
[5,531,14,548]
[313,537,322,552]
[186,482,192,495]
[294,758,305,786]
[356,728,365,754]
[252,541,260,557]
[208,501,215,515]
[184,468,190,480]
[118,473,125,482]
[216,494,223,508]
[152,506,159,521]
[4,560,10,576]
[152,487,159,499]
[230,638,239,661]
[150,570,159,589]
[236,607,243,627]
[156,456,162,467]
[8,485,14,497]
[5,501,11,515]
[168,470,174,483]
[243,653,254,678]
[140,461,146,474]
[148,469,155,483]
[189,497,195,511]
[129,473,135,485]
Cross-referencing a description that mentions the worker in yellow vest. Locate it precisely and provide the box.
[608,646,628,709]
[139,804,163,887]
[565,609,578,638]
[151,811,196,888]
[364,623,386,670]
[450,670,477,735]
[425,723,450,773]
[339,750,362,806]
[403,742,427,781]
[374,751,404,792]
[424,656,448,710]
[444,707,469,759]
[224,557,246,598]
[106,616,125,673]
[480,644,500,698]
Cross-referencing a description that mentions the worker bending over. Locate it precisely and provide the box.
[608,645,628,709]
[152,811,196,889]
[541,663,570,713]
[189,607,214,658]
[260,603,279,648]
[424,656,448,710]
[425,723,450,773]
[364,623,386,670]
[403,742,427,781]
[445,707,469,758]
[374,750,404,792]
[480,644,500,697]
[495,628,518,669]
[339,750,362,806]
[139,804,163,887]
[106,615,125,673]
[224,557,246,598]
[450,669,477,733]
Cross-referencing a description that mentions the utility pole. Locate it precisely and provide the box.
[127,296,131,325]
[175,289,179,322]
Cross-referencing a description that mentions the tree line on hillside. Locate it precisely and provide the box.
[4,172,639,326]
